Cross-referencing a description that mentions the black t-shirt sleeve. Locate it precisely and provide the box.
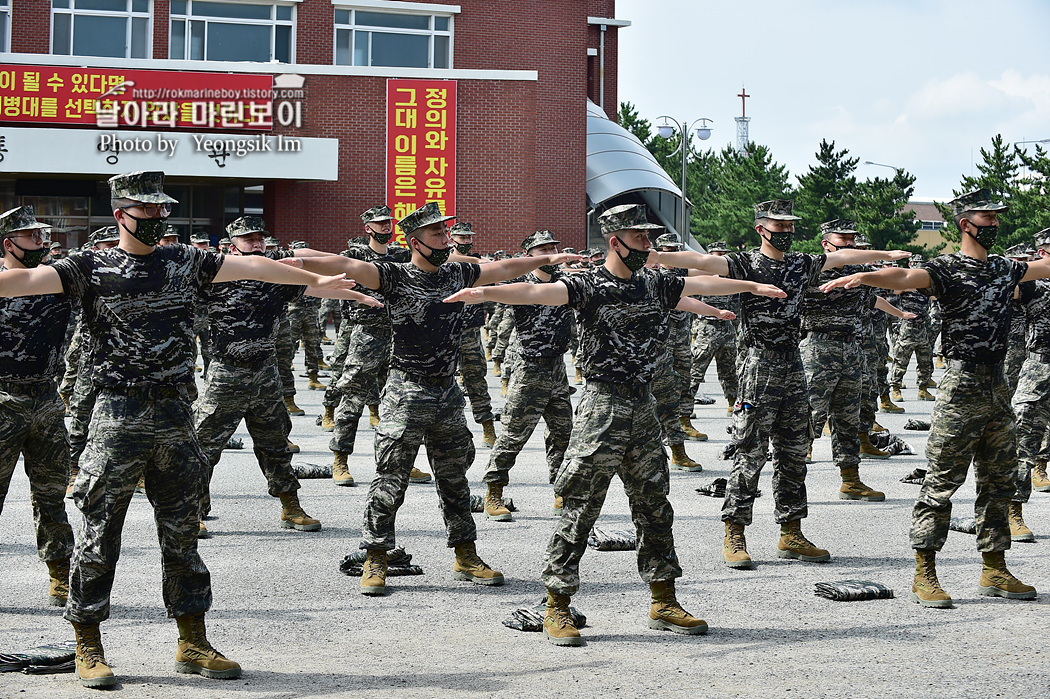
[724,251,748,281]
[194,248,223,289]
[1019,279,1038,307]
[921,257,947,299]
[375,261,398,297]
[1009,258,1029,286]
[560,272,591,311]
[50,254,89,301]
[656,270,686,310]
[459,261,482,288]
[805,253,828,285]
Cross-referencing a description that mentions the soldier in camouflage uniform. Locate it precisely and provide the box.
[823,189,1049,608]
[285,240,324,389]
[689,241,739,413]
[659,201,909,570]
[889,255,936,402]
[1004,244,1030,392]
[481,230,573,520]
[297,202,568,597]
[188,232,213,375]
[318,296,341,341]
[0,206,75,607]
[450,204,783,645]
[0,172,351,687]
[218,236,231,254]
[449,222,498,447]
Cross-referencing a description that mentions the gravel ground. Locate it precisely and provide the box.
[2,349,1049,698]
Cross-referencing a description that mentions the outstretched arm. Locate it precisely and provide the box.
[874,295,917,319]
[820,267,931,292]
[682,276,785,299]
[444,281,569,306]
[0,265,64,297]
[215,254,356,292]
[474,254,580,286]
[305,288,383,306]
[677,296,737,319]
[282,255,381,290]
[1021,257,1050,282]
[822,249,910,270]
[292,248,338,258]
[651,250,730,276]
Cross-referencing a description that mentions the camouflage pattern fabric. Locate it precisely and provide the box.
[483,358,572,486]
[491,306,516,362]
[64,386,212,624]
[276,312,295,397]
[541,383,681,596]
[0,383,74,562]
[107,170,178,204]
[484,303,507,352]
[722,349,811,526]
[1004,298,1026,392]
[287,295,321,372]
[890,319,933,387]
[192,303,211,375]
[57,319,82,396]
[0,266,72,381]
[690,313,739,402]
[340,243,410,325]
[813,580,894,601]
[66,351,98,469]
[669,316,694,416]
[801,335,861,470]
[193,359,299,517]
[458,327,494,424]
[911,364,1015,553]
[361,371,477,551]
[929,300,942,356]
[322,320,355,408]
[1012,357,1050,503]
[509,272,572,358]
[586,527,637,551]
[329,323,391,454]
[598,203,663,235]
[858,327,881,432]
[652,348,688,447]
[318,296,342,336]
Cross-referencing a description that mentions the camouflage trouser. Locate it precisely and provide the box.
[722,348,810,526]
[652,348,688,447]
[458,327,494,424]
[193,359,299,517]
[0,383,74,562]
[322,320,356,408]
[690,320,738,402]
[1005,339,1025,395]
[502,330,520,380]
[670,317,693,416]
[801,334,861,471]
[67,356,99,469]
[911,363,1015,553]
[890,320,933,387]
[361,371,476,551]
[485,304,506,352]
[1012,355,1050,503]
[541,381,681,596]
[872,317,891,397]
[194,310,211,376]
[492,310,515,362]
[330,323,390,454]
[318,297,341,336]
[288,304,320,373]
[58,324,82,396]
[276,314,296,397]
[65,385,212,624]
[568,315,579,359]
[859,328,880,432]
[484,357,572,486]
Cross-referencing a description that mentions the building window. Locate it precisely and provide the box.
[52,0,151,59]
[170,1,294,63]
[920,220,944,231]
[0,0,10,53]
[334,8,451,68]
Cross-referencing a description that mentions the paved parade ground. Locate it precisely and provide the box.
[2,353,1049,698]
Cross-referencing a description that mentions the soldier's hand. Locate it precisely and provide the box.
[716,309,737,320]
[548,253,582,266]
[820,274,862,292]
[901,311,918,320]
[752,283,787,298]
[349,291,383,308]
[884,250,911,261]
[314,273,356,291]
[443,288,486,305]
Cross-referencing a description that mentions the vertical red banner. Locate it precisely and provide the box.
[386,79,457,245]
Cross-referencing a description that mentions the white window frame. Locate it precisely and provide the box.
[0,0,11,53]
[51,0,152,59]
[169,0,296,64]
[332,4,453,69]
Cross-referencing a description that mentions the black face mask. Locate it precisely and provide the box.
[761,226,793,253]
[455,242,474,255]
[539,263,560,274]
[120,210,169,246]
[371,229,393,245]
[612,237,649,272]
[413,238,450,266]
[6,238,49,268]
[965,222,999,250]
[825,242,856,251]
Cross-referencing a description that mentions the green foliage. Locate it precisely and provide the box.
[793,140,859,244]
[1011,144,1050,247]
[938,135,1019,250]
[855,170,923,255]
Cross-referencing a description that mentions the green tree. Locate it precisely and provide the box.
[937,134,1019,250]
[793,140,859,250]
[1007,144,1050,250]
[854,169,924,254]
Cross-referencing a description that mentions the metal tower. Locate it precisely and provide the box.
[735,87,750,154]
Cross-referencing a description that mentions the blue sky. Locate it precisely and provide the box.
[615,0,1050,199]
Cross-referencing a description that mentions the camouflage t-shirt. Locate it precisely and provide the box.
[340,244,411,325]
[0,265,72,382]
[201,252,305,363]
[897,290,930,318]
[561,266,685,385]
[52,244,223,387]
[921,252,1027,365]
[509,271,571,359]
[725,249,827,351]
[376,260,481,379]
[1018,279,1050,353]
[801,264,868,335]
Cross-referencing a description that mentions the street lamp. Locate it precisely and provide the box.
[863,160,902,175]
[656,116,713,238]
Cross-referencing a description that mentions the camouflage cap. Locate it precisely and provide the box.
[227,215,267,238]
[910,254,925,265]
[522,229,560,251]
[1005,244,1028,259]
[289,240,308,250]
[855,233,871,248]
[90,225,120,244]
[706,240,729,252]
[161,224,179,239]
[948,188,1008,218]
[108,171,178,204]
[218,236,232,246]
[1034,227,1050,248]
[360,205,394,224]
[655,232,683,249]
[449,221,474,236]
[820,218,858,238]
[598,204,663,236]
[398,201,455,236]
[754,199,801,222]
[265,236,280,248]
[49,242,62,250]
[0,206,50,239]
[562,247,576,255]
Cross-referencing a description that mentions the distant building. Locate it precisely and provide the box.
[905,199,950,250]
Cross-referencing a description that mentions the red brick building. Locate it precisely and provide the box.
[0,0,626,253]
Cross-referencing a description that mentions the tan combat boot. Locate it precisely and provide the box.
[806,440,814,464]
[46,558,69,607]
[935,355,946,369]
[500,377,509,397]
[879,393,905,413]
[1033,461,1050,492]
[409,466,432,483]
[543,590,583,646]
[174,613,242,679]
[484,483,513,521]
[870,421,887,433]
[321,405,336,432]
[669,443,703,472]
[777,520,830,562]
[482,419,498,448]
[368,404,380,428]
[978,551,1037,600]
[574,367,583,385]
[839,466,886,502]
[859,431,890,459]
[318,357,331,370]
[917,385,936,401]
[332,451,354,487]
[286,438,300,454]
[452,542,504,586]
[135,475,146,494]
[484,344,492,359]
[679,416,708,441]
[726,395,736,416]
[66,464,78,498]
[360,550,387,595]
[198,520,209,538]
[911,549,952,608]
[284,395,305,416]
[492,359,502,377]
[553,493,564,514]
[307,371,324,390]
[60,391,71,416]
[925,378,938,388]
[723,521,754,569]
[648,581,708,635]
[72,622,116,688]
[278,492,321,531]
[890,385,904,403]
[1009,502,1035,542]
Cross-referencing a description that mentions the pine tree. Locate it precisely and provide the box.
[793,140,859,246]
[854,169,923,254]
[937,134,1019,250]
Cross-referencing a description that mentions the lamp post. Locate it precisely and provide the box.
[1013,139,1050,179]
[656,116,713,238]
[863,160,902,176]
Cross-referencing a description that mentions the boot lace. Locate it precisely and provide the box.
[458,547,490,572]
[726,527,747,554]
[76,626,105,665]
[364,553,386,579]
[546,596,575,629]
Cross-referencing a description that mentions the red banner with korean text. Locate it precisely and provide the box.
[386,79,456,245]
[0,65,273,130]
